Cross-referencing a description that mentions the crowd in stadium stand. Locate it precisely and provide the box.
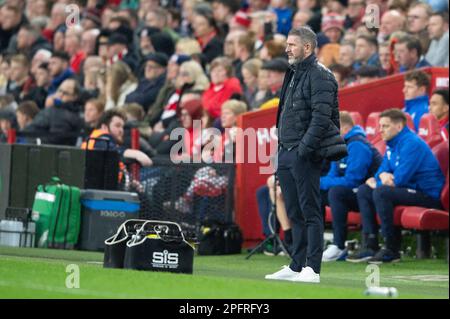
[0,0,449,261]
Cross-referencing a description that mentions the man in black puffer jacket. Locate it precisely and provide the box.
[265,27,347,284]
[24,78,84,145]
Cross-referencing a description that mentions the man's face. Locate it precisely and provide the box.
[378,45,390,70]
[403,80,426,101]
[144,61,165,81]
[64,33,80,55]
[55,80,77,103]
[355,38,374,62]
[35,68,50,87]
[140,35,154,56]
[380,12,403,35]
[286,35,305,65]
[267,70,284,89]
[107,116,125,144]
[395,42,416,70]
[212,2,230,23]
[84,102,102,125]
[379,117,403,141]
[338,45,355,67]
[9,61,28,82]
[17,29,30,50]
[407,6,429,33]
[48,57,66,77]
[428,15,447,40]
[221,108,237,128]
[192,15,212,38]
[429,94,449,120]
[1,7,21,30]
[347,0,365,19]
[292,11,310,29]
[324,28,342,44]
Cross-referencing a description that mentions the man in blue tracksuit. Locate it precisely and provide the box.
[402,70,430,131]
[347,108,445,264]
[321,112,382,262]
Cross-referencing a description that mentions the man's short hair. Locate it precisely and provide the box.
[404,70,430,91]
[17,101,39,119]
[123,103,145,121]
[432,88,449,106]
[431,11,449,24]
[339,111,354,127]
[212,0,241,13]
[397,35,422,58]
[380,108,407,125]
[97,109,127,129]
[356,34,378,49]
[288,26,318,51]
[51,51,70,62]
[10,54,29,68]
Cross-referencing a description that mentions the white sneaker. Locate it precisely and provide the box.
[322,244,344,262]
[265,265,300,281]
[290,266,320,283]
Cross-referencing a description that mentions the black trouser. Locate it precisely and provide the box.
[327,186,360,250]
[357,184,442,252]
[277,147,323,274]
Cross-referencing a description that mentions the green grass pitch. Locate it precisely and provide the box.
[0,246,448,299]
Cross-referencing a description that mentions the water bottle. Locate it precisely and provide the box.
[364,286,399,297]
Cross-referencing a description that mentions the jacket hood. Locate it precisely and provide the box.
[344,125,366,140]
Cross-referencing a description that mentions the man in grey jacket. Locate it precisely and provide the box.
[265,27,347,283]
[425,11,449,67]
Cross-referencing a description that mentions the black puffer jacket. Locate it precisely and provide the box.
[276,54,347,161]
[24,101,83,145]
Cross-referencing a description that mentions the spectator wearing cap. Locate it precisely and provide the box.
[47,51,75,95]
[258,57,289,110]
[353,35,381,71]
[192,8,224,64]
[202,57,243,119]
[138,26,162,57]
[395,35,431,73]
[125,53,167,113]
[212,0,241,36]
[229,11,252,32]
[425,12,449,67]
[321,13,345,44]
[107,33,139,74]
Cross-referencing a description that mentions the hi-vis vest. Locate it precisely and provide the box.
[81,129,110,150]
[81,129,126,183]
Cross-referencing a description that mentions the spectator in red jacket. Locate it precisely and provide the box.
[202,57,243,119]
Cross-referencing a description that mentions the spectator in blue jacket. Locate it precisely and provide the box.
[47,51,75,96]
[321,112,382,262]
[402,70,430,131]
[347,109,445,264]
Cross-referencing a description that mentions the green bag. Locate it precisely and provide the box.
[31,177,81,249]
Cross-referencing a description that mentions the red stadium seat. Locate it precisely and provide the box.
[432,141,449,176]
[325,206,361,225]
[372,136,386,155]
[349,112,364,127]
[365,112,381,142]
[418,114,444,148]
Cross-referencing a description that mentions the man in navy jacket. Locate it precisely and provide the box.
[348,108,445,264]
[321,112,382,262]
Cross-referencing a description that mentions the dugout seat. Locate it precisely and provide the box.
[365,112,381,142]
[418,114,444,148]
